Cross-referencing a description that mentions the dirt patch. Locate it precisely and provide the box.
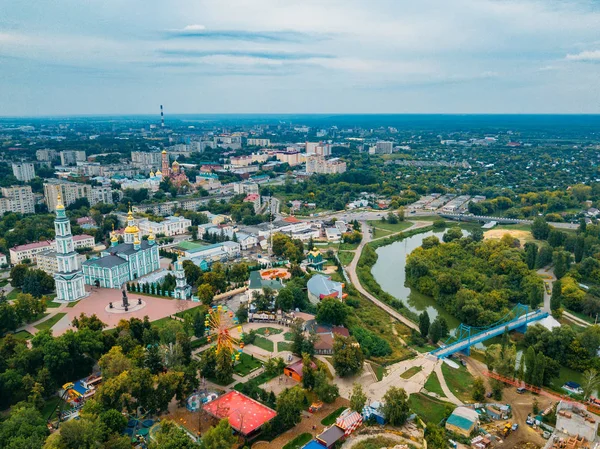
[484,229,532,245]
[465,358,551,449]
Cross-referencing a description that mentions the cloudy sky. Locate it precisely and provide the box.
[1,0,600,116]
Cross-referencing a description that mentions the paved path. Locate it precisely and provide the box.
[16,302,69,335]
[434,361,463,406]
[345,221,430,332]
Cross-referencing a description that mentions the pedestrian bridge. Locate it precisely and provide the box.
[430,304,549,359]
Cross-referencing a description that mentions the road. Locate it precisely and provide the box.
[345,221,423,332]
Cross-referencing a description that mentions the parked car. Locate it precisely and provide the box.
[512,423,519,431]
[526,416,535,426]
[517,387,527,394]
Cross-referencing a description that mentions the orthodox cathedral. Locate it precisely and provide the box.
[82,207,160,289]
[147,149,188,187]
[54,191,87,302]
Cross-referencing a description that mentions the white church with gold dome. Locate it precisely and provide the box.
[82,207,160,289]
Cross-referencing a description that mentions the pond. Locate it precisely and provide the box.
[371,229,463,333]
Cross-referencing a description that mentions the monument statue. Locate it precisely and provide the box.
[122,289,129,308]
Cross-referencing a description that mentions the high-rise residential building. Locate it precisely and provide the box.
[0,186,35,214]
[12,162,35,182]
[36,149,58,162]
[247,138,271,147]
[60,150,87,166]
[131,151,162,168]
[305,141,332,157]
[306,155,347,174]
[53,192,87,302]
[43,180,113,211]
[375,141,394,154]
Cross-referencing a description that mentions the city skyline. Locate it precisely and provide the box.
[2,0,600,116]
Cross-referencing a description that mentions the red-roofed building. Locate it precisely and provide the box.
[284,359,317,382]
[202,391,277,436]
[244,194,261,213]
[9,234,95,264]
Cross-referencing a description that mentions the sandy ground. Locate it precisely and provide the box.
[465,357,551,448]
[484,229,533,246]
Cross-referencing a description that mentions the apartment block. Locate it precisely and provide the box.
[0,186,35,214]
[43,180,112,211]
[305,141,332,157]
[10,234,95,264]
[12,162,35,182]
[131,151,162,168]
[247,138,271,147]
[60,150,87,166]
[306,155,346,174]
[36,149,58,162]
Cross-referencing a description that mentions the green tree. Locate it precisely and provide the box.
[314,370,339,403]
[550,279,562,314]
[201,418,237,449]
[381,387,410,426]
[471,227,484,242]
[350,383,367,412]
[0,403,48,449]
[197,284,214,306]
[532,351,546,387]
[532,217,550,240]
[424,423,447,449]
[419,311,430,339]
[524,346,536,384]
[276,386,305,429]
[582,369,600,400]
[215,348,234,384]
[524,242,538,270]
[316,298,350,326]
[149,420,196,449]
[98,346,132,379]
[332,335,364,377]
[472,377,486,401]
[443,227,463,243]
[100,409,128,435]
[9,264,29,288]
[301,353,315,389]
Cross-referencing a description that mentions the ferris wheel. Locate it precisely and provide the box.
[205,305,244,362]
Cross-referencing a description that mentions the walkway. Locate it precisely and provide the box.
[345,221,429,332]
[16,302,69,335]
[434,362,463,406]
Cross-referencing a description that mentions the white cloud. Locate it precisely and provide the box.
[182,24,206,31]
[566,50,600,61]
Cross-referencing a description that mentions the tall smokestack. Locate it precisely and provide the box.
[160,104,164,128]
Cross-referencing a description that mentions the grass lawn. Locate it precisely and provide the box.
[190,337,208,349]
[441,363,475,402]
[10,330,33,340]
[368,362,385,381]
[339,242,359,251]
[368,220,413,233]
[400,365,423,379]
[282,433,313,449]
[44,299,62,308]
[283,332,294,342]
[35,313,66,331]
[6,288,21,301]
[255,327,283,336]
[233,352,263,377]
[409,393,455,424]
[338,251,355,266]
[352,437,406,449]
[321,406,346,426]
[277,341,293,352]
[253,335,274,352]
[66,300,80,308]
[424,371,445,397]
[41,396,64,421]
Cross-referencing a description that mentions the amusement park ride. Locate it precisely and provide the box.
[205,304,244,362]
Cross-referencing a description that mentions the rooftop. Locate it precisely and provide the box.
[202,391,277,436]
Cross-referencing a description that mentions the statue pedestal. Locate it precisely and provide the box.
[105,299,147,314]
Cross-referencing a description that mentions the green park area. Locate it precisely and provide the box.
[441,363,475,402]
[34,313,66,332]
[233,352,262,377]
[409,393,455,424]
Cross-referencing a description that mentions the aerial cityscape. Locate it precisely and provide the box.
[2,2,600,449]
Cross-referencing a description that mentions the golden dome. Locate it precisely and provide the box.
[156,170,162,175]
[162,149,167,154]
[55,188,65,210]
[110,233,118,243]
[172,160,179,166]
[125,225,139,234]
[148,229,155,240]
[134,236,140,245]
[149,171,155,177]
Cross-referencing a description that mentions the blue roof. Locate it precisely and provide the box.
[302,441,325,449]
[564,381,581,389]
[72,380,88,396]
[446,414,475,431]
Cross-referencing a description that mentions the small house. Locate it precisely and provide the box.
[446,407,479,437]
[283,359,317,382]
[316,425,346,448]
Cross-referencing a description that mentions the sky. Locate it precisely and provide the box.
[1,0,600,116]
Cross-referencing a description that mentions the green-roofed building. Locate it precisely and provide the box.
[445,407,479,437]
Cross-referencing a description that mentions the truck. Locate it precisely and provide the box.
[503,423,512,437]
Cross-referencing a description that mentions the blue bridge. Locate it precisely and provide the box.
[430,304,549,359]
